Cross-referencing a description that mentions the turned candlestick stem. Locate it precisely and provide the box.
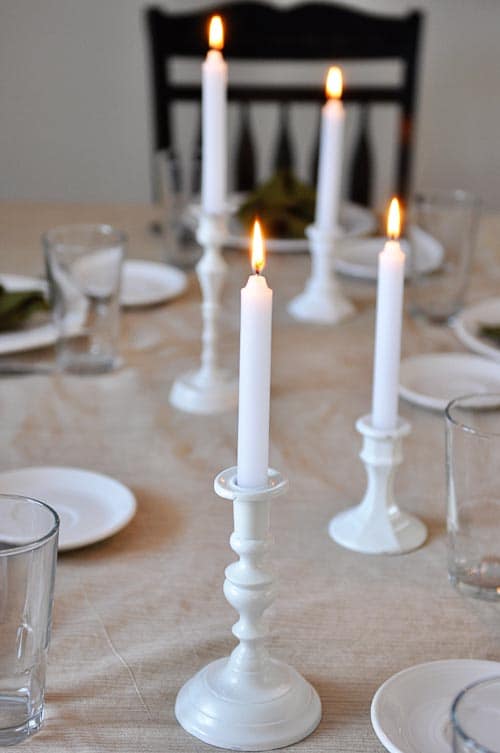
[175,467,321,750]
[169,213,237,414]
[288,223,355,324]
[329,414,427,554]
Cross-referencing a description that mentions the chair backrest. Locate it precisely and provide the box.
[144,1,423,207]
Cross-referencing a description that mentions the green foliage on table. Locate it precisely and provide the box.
[0,285,49,331]
[479,323,500,345]
[236,170,316,239]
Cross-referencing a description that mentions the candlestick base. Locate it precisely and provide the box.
[169,368,237,415]
[175,657,321,752]
[329,415,427,554]
[288,282,355,324]
[288,224,355,325]
[175,467,321,750]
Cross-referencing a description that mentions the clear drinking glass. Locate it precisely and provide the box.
[43,224,125,374]
[452,676,500,753]
[445,393,500,599]
[408,189,481,323]
[0,495,59,745]
[158,149,202,269]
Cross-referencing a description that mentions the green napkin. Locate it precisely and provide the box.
[0,284,49,332]
[237,170,316,239]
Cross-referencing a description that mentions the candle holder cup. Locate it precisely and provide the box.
[169,212,238,414]
[175,466,322,751]
[288,223,355,325]
[329,414,427,554]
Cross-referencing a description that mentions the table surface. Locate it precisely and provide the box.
[1,200,500,753]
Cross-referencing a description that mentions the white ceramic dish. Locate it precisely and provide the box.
[336,225,443,280]
[371,659,500,753]
[453,297,500,362]
[0,466,136,551]
[120,260,187,307]
[0,274,84,355]
[399,352,500,411]
[188,197,376,253]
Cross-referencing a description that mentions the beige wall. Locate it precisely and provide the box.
[0,0,499,208]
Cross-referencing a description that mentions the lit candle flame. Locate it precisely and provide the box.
[209,15,224,50]
[326,66,343,100]
[387,197,401,240]
[251,219,266,274]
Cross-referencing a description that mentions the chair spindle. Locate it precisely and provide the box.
[235,102,257,191]
[273,102,294,174]
[309,106,322,187]
[348,105,373,207]
[191,108,202,195]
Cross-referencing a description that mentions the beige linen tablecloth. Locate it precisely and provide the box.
[1,201,500,752]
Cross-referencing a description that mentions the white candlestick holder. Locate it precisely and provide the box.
[287,223,355,325]
[175,466,322,751]
[329,414,427,554]
[169,213,238,414]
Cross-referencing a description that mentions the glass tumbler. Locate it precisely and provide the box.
[452,676,500,753]
[0,495,59,745]
[44,224,125,374]
[408,189,481,323]
[158,149,202,269]
[446,393,500,599]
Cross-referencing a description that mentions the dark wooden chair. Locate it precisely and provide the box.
[144,1,423,208]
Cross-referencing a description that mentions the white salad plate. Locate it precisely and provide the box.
[0,274,83,356]
[0,466,136,551]
[120,259,187,307]
[371,659,500,753]
[188,197,376,253]
[336,225,443,280]
[399,352,500,411]
[453,297,500,362]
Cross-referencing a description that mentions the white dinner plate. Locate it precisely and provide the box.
[0,466,136,551]
[336,225,444,280]
[120,259,187,307]
[0,274,84,356]
[453,297,500,362]
[399,352,500,411]
[371,659,500,753]
[187,196,376,253]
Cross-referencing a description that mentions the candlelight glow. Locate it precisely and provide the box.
[251,219,266,274]
[387,198,401,240]
[209,15,224,50]
[326,66,343,100]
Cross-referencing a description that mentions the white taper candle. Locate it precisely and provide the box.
[201,16,227,215]
[237,220,273,488]
[315,67,345,233]
[372,198,406,431]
